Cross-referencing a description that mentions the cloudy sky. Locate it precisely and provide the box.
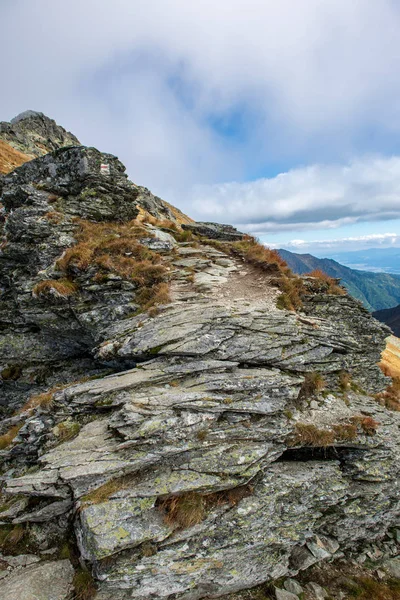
[1,0,400,254]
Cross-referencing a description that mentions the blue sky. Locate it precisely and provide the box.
[1,0,400,254]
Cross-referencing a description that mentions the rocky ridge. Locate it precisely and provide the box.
[0,115,399,600]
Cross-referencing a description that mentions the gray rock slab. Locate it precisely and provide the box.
[0,559,74,600]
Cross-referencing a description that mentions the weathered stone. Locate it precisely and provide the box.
[275,588,299,600]
[305,581,328,599]
[0,559,74,600]
[284,579,304,595]
[182,221,244,241]
[383,557,400,578]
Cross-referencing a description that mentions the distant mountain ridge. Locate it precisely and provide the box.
[278,248,400,311]
[323,247,400,274]
[374,305,400,337]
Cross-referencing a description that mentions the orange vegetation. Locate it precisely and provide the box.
[0,140,31,174]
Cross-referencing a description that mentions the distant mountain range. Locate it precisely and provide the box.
[278,248,400,312]
[321,247,400,274]
[373,305,400,337]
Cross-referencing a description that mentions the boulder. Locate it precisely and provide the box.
[182,221,244,241]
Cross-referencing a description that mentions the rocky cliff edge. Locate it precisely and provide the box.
[0,116,399,600]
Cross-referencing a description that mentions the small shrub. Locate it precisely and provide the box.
[276,276,305,311]
[158,485,253,530]
[32,279,78,299]
[289,424,335,447]
[55,218,170,311]
[159,492,205,528]
[305,269,346,295]
[55,420,81,442]
[73,568,97,600]
[18,386,61,414]
[1,364,22,381]
[0,424,23,450]
[141,541,157,557]
[376,377,400,412]
[44,211,64,223]
[0,524,25,552]
[332,423,358,441]
[81,477,130,507]
[299,372,325,399]
[339,371,352,392]
[351,415,379,436]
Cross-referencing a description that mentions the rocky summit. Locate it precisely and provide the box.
[0,113,400,600]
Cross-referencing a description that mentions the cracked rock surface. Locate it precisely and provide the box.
[0,131,398,600]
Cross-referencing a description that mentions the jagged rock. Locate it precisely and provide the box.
[0,559,74,600]
[284,579,304,595]
[0,111,80,158]
[0,117,399,600]
[182,221,244,241]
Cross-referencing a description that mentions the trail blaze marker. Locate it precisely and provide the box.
[100,163,110,175]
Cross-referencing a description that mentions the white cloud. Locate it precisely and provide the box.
[188,157,400,231]
[276,233,400,250]
[2,0,400,235]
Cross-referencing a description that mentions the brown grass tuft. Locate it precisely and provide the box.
[55,218,170,310]
[158,485,253,530]
[73,568,97,600]
[376,377,400,411]
[80,477,130,507]
[32,278,78,299]
[305,269,346,295]
[351,415,380,435]
[0,424,23,450]
[289,424,335,447]
[298,372,326,399]
[339,371,352,392]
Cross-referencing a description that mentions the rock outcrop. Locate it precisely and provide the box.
[0,114,399,600]
[0,111,80,159]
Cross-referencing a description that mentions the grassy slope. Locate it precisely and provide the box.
[278,249,400,311]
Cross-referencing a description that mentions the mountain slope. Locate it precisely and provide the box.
[374,304,400,337]
[278,248,400,311]
[0,112,399,600]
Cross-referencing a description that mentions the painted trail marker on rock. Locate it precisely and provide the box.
[100,163,110,175]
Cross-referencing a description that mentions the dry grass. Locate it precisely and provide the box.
[16,384,68,416]
[55,421,80,442]
[158,485,253,529]
[332,423,358,441]
[73,568,97,600]
[289,424,335,447]
[0,139,30,174]
[80,477,130,507]
[32,278,78,299]
[305,269,346,295]
[298,371,326,399]
[351,415,380,435]
[276,276,305,311]
[0,424,23,450]
[44,211,64,224]
[55,218,170,311]
[376,377,400,411]
[344,576,400,599]
[339,370,352,392]
[0,524,25,553]
[289,416,377,447]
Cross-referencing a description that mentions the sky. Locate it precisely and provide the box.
[1,0,400,254]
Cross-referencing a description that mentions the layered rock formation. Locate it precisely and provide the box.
[0,114,399,600]
[0,110,80,160]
